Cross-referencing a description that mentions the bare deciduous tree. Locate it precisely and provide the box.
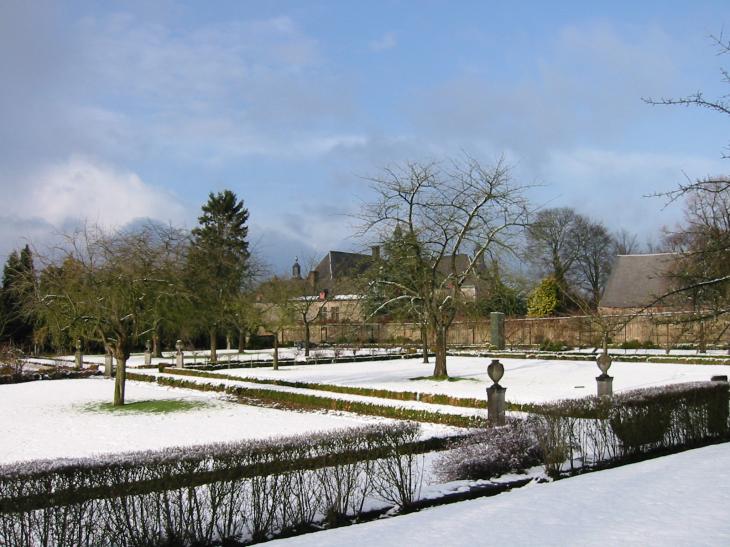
[29,223,187,405]
[360,155,529,378]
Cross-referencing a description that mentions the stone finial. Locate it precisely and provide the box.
[175,339,183,353]
[488,359,504,385]
[597,351,612,375]
[75,339,82,351]
[145,339,151,352]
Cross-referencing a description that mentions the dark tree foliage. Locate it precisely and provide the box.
[187,190,250,363]
[0,245,36,349]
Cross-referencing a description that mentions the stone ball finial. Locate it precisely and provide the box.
[76,339,82,351]
[145,339,151,351]
[175,339,183,352]
[597,351,612,375]
[488,359,504,385]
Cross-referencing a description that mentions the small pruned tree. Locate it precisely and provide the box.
[360,155,529,378]
[29,223,188,405]
[257,277,298,370]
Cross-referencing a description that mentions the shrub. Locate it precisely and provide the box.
[435,420,542,482]
[527,277,560,317]
[0,422,430,544]
[539,339,568,352]
[528,381,730,476]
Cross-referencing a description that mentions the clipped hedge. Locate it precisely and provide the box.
[528,381,730,476]
[0,423,438,545]
[127,372,486,428]
[162,367,489,410]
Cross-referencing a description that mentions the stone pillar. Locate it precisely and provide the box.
[104,349,113,378]
[490,312,505,350]
[144,339,152,367]
[486,359,506,425]
[175,339,184,369]
[596,350,613,397]
[74,339,83,370]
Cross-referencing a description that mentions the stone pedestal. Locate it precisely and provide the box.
[144,350,152,367]
[596,374,613,397]
[490,312,505,350]
[487,385,507,425]
[175,340,184,369]
[104,353,113,378]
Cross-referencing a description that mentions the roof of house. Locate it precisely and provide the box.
[600,253,678,309]
[313,251,373,291]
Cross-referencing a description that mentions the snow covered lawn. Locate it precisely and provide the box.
[0,378,419,464]
[274,442,730,546]
[198,356,730,404]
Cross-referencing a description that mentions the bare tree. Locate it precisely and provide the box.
[525,207,584,305]
[613,228,640,255]
[29,223,187,405]
[257,277,298,370]
[360,155,529,378]
[572,218,616,308]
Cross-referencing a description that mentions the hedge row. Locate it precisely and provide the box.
[162,367,489,410]
[0,423,437,545]
[127,372,486,428]
[449,350,730,366]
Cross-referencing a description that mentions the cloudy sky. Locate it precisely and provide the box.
[1,0,728,272]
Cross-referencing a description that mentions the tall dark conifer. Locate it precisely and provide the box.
[1,245,35,349]
[188,190,250,363]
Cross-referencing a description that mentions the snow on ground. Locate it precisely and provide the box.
[0,378,444,465]
[198,356,730,404]
[274,442,730,547]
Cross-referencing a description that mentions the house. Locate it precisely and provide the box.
[599,253,682,314]
[287,247,486,324]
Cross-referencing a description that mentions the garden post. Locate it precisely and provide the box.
[144,339,152,367]
[596,341,613,397]
[490,312,505,350]
[175,340,184,369]
[74,339,83,370]
[487,359,506,425]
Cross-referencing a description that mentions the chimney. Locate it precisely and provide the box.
[307,270,319,289]
[371,245,381,259]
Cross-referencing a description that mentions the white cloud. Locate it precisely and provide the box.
[369,32,397,52]
[16,156,186,228]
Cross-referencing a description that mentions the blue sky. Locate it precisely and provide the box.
[1,1,729,273]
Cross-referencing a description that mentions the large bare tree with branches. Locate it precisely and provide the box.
[360,155,529,378]
[29,223,188,405]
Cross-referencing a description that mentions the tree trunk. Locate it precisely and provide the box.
[209,327,217,364]
[113,355,127,406]
[272,333,279,370]
[432,326,448,378]
[421,325,429,364]
[304,322,310,357]
[152,331,162,358]
[699,319,707,354]
[238,328,245,352]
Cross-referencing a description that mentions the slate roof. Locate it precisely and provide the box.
[313,251,373,291]
[310,250,479,294]
[600,253,679,309]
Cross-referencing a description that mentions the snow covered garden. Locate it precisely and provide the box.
[2,350,730,545]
